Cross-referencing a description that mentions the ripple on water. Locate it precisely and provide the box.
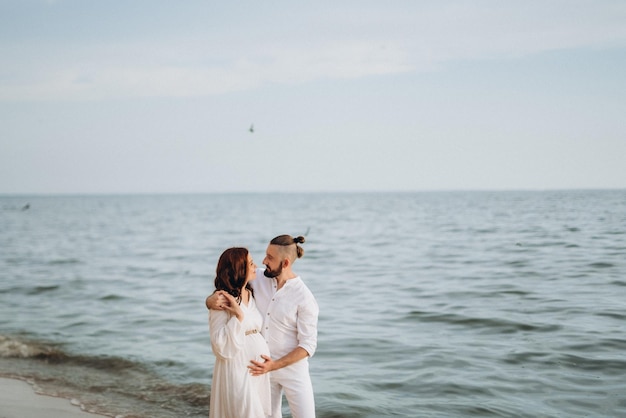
[99,294,126,301]
[47,258,81,265]
[26,285,61,295]
[406,310,562,334]
[587,262,615,269]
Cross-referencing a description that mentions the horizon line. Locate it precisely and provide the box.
[1,187,625,197]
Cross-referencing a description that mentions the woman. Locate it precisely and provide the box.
[207,247,271,418]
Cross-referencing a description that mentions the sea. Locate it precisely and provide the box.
[1,191,625,418]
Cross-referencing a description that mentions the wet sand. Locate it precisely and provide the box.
[0,377,107,418]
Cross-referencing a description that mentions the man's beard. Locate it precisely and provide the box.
[264,263,282,278]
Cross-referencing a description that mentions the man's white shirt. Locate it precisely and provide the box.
[250,268,319,359]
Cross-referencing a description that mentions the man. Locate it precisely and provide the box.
[206,234,319,418]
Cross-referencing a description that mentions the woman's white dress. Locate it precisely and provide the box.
[209,296,271,418]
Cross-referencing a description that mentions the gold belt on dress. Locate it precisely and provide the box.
[245,329,259,336]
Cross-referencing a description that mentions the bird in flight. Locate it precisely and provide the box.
[249,124,254,133]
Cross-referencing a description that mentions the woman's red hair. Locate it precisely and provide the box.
[214,247,253,303]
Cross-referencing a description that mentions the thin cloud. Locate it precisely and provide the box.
[0,39,413,101]
[1,1,625,101]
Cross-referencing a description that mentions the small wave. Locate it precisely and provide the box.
[497,289,532,296]
[4,257,29,266]
[0,334,209,417]
[506,259,530,268]
[47,258,81,265]
[504,350,626,376]
[502,350,550,366]
[26,285,60,295]
[562,338,626,352]
[473,227,498,234]
[587,262,615,269]
[406,310,560,334]
[99,294,125,301]
[60,321,90,331]
[595,311,626,320]
[536,240,570,247]
[601,338,626,351]
[0,335,66,361]
[2,284,65,296]
[554,353,626,374]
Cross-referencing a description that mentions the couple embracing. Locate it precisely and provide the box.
[206,234,319,418]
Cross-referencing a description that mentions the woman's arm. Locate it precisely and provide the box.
[208,293,245,359]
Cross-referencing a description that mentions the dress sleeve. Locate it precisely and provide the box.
[209,309,244,359]
[296,293,319,357]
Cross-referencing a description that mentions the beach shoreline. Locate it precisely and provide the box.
[0,377,109,418]
[0,334,210,418]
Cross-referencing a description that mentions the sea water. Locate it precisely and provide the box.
[1,191,625,417]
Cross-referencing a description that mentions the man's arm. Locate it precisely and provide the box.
[205,291,227,310]
[248,346,310,376]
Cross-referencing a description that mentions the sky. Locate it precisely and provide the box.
[1,0,625,194]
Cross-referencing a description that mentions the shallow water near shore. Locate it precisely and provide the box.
[1,191,625,417]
